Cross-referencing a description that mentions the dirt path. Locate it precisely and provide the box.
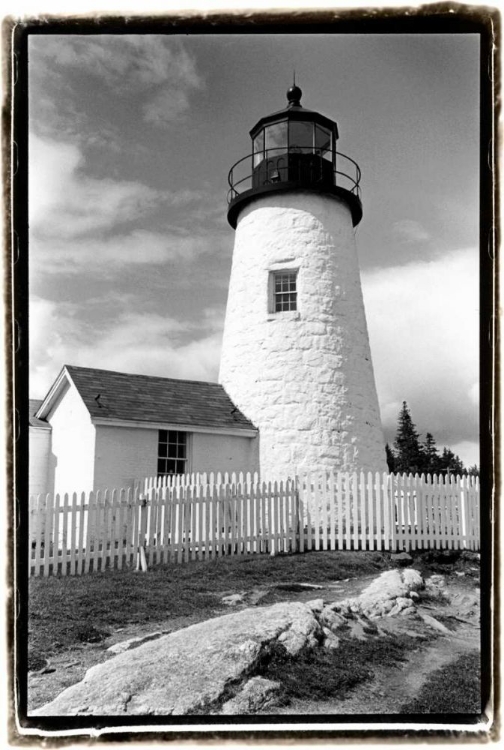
[262,619,479,715]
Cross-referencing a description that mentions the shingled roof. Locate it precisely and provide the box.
[59,365,256,432]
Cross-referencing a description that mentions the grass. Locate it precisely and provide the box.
[400,651,481,714]
[254,635,416,705]
[411,549,480,581]
[186,633,419,714]
[29,550,391,663]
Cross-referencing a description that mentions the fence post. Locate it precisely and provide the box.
[296,475,305,554]
[136,492,149,572]
[269,480,276,556]
[385,473,396,551]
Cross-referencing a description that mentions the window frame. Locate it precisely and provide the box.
[268,269,299,314]
[157,429,190,477]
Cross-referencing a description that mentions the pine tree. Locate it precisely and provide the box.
[393,401,424,474]
[422,432,440,475]
[467,464,480,477]
[438,447,465,477]
[385,443,396,472]
[390,400,477,476]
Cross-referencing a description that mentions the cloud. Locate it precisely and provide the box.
[391,219,431,244]
[29,298,76,390]
[31,35,201,92]
[450,441,480,468]
[361,247,479,454]
[143,88,193,126]
[29,135,221,276]
[30,229,217,277]
[30,297,223,399]
[30,36,202,131]
[29,135,213,235]
[29,135,162,239]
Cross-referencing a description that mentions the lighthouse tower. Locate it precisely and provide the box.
[219,85,387,480]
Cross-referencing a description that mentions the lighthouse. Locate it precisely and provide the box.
[219,85,387,480]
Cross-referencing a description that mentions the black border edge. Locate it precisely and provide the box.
[8,5,500,741]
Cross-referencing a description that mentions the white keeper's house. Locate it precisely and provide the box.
[29,365,259,497]
[30,85,387,497]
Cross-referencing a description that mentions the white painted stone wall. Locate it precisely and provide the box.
[219,190,387,480]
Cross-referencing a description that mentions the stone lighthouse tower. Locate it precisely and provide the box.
[219,85,387,480]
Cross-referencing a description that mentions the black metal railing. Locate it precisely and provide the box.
[227,147,362,204]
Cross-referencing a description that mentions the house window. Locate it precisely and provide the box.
[270,270,297,312]
[157,430,188,476]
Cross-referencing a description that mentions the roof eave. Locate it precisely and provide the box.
[35,365,71,420]
[35,365,89,421]
[91,416,258,437]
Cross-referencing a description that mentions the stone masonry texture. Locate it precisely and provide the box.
[219,190,387,480]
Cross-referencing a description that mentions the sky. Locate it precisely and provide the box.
[28,31,480,467]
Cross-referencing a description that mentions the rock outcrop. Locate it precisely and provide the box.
[220,677,281,715]
[326,568,424,619]
[32,569,428,717]
[32,601,322,717]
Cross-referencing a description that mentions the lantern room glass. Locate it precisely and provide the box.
[264,121,288,155]
[253,120,334,166]
[253,129,265,167]
[315,124,332,160]
[288,121,313,154]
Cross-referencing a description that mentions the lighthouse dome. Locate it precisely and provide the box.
[286,83,302,105]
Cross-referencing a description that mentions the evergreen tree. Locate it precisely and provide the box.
[438,447,465,477]
[389,399,478,477]
[385,443,396,472]
[422,432,440,475]
[393,401,424,474]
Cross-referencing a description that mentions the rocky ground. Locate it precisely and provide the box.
[29,550,481,717]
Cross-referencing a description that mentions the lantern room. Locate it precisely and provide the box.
[227,85,363,228]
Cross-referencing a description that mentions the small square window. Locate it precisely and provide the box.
[270,270,298,313]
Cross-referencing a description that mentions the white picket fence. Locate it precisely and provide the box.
[29,471,480,577]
